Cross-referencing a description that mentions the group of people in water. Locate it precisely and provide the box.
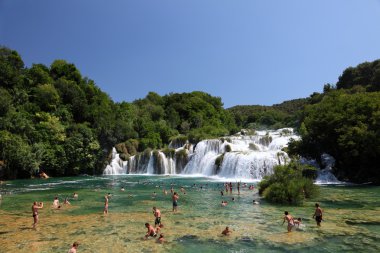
[29,181,324,251]
[283,203,323,232]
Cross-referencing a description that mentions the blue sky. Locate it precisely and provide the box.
[1,0,380,108]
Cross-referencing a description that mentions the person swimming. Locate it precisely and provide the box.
[67,241,79,253]
[221,226,232,235]
[156,234,165,243]
[144,223,157,239]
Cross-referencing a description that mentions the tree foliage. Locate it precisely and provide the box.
[258,161,319,205]
[0,47,237,179]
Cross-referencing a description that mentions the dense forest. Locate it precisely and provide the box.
[0,47,236,179]
[289,60,380,184]
[0,46,379,184]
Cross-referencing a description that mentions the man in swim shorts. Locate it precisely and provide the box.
[313,203,323,226]
[153,207,161,227]
[32,201,44,229]
[172,192,179,212]
[282,211,295,232]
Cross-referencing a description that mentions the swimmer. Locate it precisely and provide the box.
[221,226,232,235]
[221,201,228,207]
[68,241,79,253]
[52,196,60,208]
[103,195,109,215]
[253,200,260,205]
[313,203,323,226]
[156,234,165,243]
[282,211,295,232]
[294,217,305,231]
[145,223,160,239]
[153,207,161,227]
[32,201,44,229]
[64,197,71,205]
[73,193,78,199]
[121,187,125,192]
[220,190,224,196]
[152,192,157,199]
[172,192,179,212]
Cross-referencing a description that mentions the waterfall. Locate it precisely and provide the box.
[315,153,341,184]
[103,148,128,175]
[103,128,301,179]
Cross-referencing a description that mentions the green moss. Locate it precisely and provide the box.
[119,153,130,161]
[162,148,175,158]
[215,154,225,168]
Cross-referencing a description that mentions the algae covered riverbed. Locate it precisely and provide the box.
[1,176,379,253]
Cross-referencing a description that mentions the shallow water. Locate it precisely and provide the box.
[1,176,379,253]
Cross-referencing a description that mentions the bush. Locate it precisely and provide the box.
[258,161,319,205]
[162,148,175,158]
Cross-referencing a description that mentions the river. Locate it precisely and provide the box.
[1,175,379,252]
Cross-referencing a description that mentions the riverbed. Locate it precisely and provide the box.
[1,176,379,252]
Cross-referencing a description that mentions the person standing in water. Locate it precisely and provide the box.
[172,192,179,212]
[282,211,295,232]
[103,195,109,215]
[32,201,44,229]
[68,242,79,253]
[153,207,161,227]
[313,203,323,226]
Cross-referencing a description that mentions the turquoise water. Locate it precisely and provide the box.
[1,176,380,253]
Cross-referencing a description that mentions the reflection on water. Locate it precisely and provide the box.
[0,176,380,253]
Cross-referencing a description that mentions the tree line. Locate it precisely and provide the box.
[0,47,237,179]
[0,46,379,184]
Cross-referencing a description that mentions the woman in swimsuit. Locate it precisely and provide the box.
[282,211,295,232]
[32,202,43,229]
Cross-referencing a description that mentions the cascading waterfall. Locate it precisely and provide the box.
[103,148,128,175]
[315,153,341,184]
[103,128,301,179]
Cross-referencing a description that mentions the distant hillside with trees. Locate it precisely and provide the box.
[0,46,379,184]
[0,46,236,179]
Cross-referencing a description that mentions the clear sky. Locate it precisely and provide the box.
[1,0,380,108]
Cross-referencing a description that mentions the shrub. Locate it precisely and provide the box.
[258,161,319,205]
[162,148,175,158]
